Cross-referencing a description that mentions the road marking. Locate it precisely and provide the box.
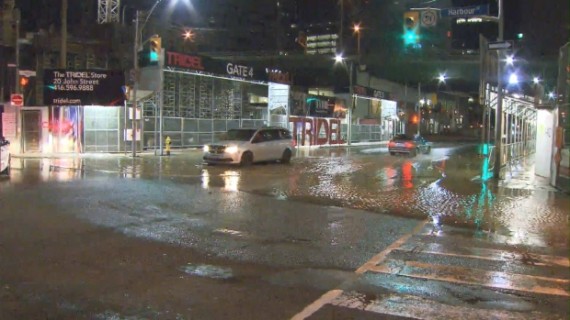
[369,260,570,297]
[396,243,570,267]
[356,219,429,274]
[330,291,559,320]
[290,289,343,320]
[289,219,428,320]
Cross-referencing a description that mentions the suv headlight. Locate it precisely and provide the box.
[225,146,239,154]
[203,145,210,152]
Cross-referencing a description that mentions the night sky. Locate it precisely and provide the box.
[12,0,570,55]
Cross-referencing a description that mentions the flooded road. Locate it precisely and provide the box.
[3,143,567,249]
[0,143,568,319]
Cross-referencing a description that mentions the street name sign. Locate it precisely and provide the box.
[441,5,489,18]
[488,40,514,50]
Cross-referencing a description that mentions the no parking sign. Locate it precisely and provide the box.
[421,10,438,27]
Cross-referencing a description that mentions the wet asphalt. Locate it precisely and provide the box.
[0,143,568,319]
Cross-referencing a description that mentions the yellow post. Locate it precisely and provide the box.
[165,136,171,156]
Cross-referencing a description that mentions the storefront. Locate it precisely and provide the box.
[138,51,293,149]
[352,85,402,143]
[5,69,127,154]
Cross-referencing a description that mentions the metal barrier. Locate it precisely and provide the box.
[500,139,536,167]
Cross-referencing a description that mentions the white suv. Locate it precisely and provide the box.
[203,127,295,166]
[0,138,9,175]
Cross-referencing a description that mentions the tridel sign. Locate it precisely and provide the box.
[10,93,24,107]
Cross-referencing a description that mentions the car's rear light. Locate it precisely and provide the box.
[405,142,415,148]
[388,141,396,147]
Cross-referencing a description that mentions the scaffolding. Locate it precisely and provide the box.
[97,0,120,24]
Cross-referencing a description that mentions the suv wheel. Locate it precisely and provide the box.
[281,149,292,164]
[240,152,253,167]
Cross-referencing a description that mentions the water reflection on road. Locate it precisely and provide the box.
[1,144,568,248]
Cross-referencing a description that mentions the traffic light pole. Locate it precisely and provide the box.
[14,9,20,94]
[493,0,504,179]
[158,53,164,156]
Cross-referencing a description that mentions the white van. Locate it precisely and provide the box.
[203,127,295,166]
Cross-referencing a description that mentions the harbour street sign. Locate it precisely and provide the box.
[488,40,514,50]
[441,5,489,18]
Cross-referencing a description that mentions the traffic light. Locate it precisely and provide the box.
[19,76,29,88]
[149,35,161,64]
[403,11,420,46]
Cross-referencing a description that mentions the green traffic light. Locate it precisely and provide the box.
[403,30,419,45]
[517,33,523,39]
[149,51,158,62]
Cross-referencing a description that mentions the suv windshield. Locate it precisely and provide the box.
[224,129,257,141]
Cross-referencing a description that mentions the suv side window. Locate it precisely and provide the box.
[262,129,280,141]
[279,129,292,140]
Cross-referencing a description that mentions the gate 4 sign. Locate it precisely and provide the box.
[10,93,24,107]
[421,10,437,27]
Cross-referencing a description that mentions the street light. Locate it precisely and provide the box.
[437,73,447,84]
[532,76,541,85]
[183,29,195,41]
[505,54,515,66]
[334,54,344,64]
[508,73,519,85]
[353,23,361,62]
[132,0,181,157]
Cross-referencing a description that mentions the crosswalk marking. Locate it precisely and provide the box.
[292,221,570,319]
[330,291,563,320]
[369,259,570,297]
[355,219,429,274]
[395,243,570,267]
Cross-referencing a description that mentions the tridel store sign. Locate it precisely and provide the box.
[165,51,292,84]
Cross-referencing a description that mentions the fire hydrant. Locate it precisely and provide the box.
[165,136,171,156]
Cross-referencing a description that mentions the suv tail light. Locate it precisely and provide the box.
[405,142,415,148]
[388,141,396,147]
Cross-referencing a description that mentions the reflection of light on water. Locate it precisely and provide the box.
[401,161,414,189]
[222,170,239,192]
[40,159,84,182]
[202,169,210,189]
[200,169,240,192]
[121,164,141,178]
[498,193,562,247]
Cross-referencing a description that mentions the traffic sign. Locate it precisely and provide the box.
[421,10,438,27]
[441,5,489,18]
[488,40,514,50]
[10,93,23,107]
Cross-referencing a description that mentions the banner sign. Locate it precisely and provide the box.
[353,85,391,100]
[43,70,125,106]
[441,5,489,18]
[268,83,290,112]
[164,51,292,84]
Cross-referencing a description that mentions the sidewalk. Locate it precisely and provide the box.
[499,157,558,192]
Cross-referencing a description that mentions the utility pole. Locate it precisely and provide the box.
[132,10,140,158]
[417,82,421,136]
[61,0,68,68]
[493,0,504,179]
[339,0,344,51]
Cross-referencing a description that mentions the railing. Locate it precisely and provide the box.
[500,140,536,167]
